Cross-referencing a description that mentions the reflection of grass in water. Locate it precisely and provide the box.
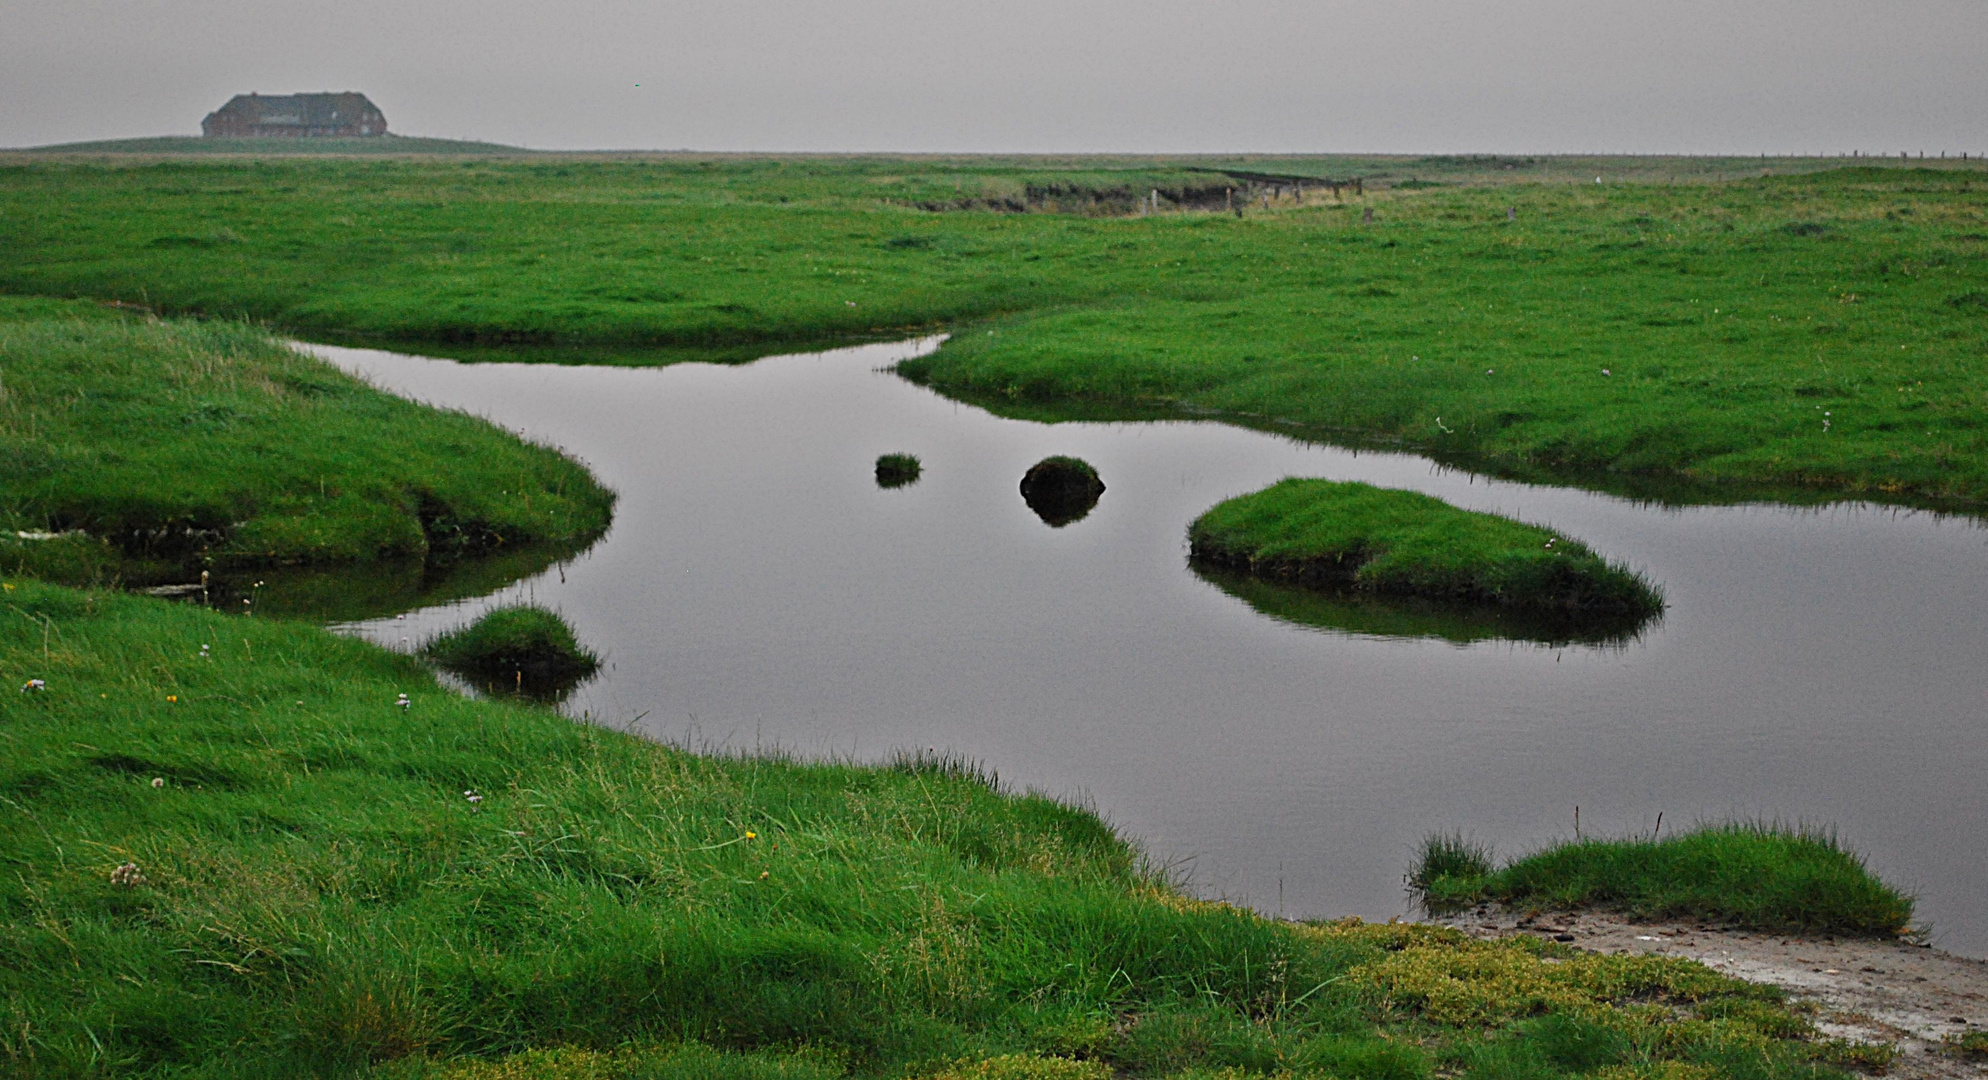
[1192,563,1657,647]
[210,538,597,623]
[3,524,602,626]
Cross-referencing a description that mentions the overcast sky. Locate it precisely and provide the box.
[3,0,1983,154]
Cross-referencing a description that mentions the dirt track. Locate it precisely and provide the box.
[1438,907,1988,1079]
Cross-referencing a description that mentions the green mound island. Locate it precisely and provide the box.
[1189,479,1663,620]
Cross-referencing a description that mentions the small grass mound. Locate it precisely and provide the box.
[1410,822,1915,936]
[1189,479,1663,617]
[421,604,601,699]
[874,452,923,488]
[1019,456,1105,527]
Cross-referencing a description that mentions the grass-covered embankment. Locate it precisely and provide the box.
[1,577,1875,1078]
[0,298,612,580]
[1411,825,1915,936]
[2,157,1986,505]
[1189,479,1662,620]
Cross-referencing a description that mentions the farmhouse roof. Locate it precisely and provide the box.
[208,92,381,127]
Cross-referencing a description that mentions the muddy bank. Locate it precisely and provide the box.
[1438,906,1988,1079]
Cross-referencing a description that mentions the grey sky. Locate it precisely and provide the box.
[4,0,1983,153]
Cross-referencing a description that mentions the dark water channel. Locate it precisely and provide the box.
[309,338,1988,957]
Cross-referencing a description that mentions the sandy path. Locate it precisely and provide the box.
[1437,907,1988,1079]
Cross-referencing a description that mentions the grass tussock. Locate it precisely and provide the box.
[875,452,923,488]
[0,576,1870,1078]
[420,604,601,699]
[1410,822,1915,936]
[0,298,613,577]
[1189,479,1662,618]
[4,157,1985,506]
[1019,456,1105,527]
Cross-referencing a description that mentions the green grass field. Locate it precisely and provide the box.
[0,577,1881,1078]
[2,155,1984,506]
[0,149,1941,1077]
[0,298,612,584]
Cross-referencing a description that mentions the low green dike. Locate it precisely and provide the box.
[1189,479,1663,618]
[0,298,613,581]
[0,578,1881,1078]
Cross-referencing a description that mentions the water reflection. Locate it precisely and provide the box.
[1189,564,1657,648]
[167,539,598,623]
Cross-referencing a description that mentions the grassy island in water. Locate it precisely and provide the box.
[1190,479,1663,619]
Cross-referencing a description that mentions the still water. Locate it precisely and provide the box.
[311,337,1988,956]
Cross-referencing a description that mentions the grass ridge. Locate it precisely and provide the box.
[1410,821,1915,936]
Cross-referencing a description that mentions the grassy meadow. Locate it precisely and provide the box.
[0,577,1886,1078]
[0,297,612,584]
[1,155,1985,505]
[0,149,1956,1076]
